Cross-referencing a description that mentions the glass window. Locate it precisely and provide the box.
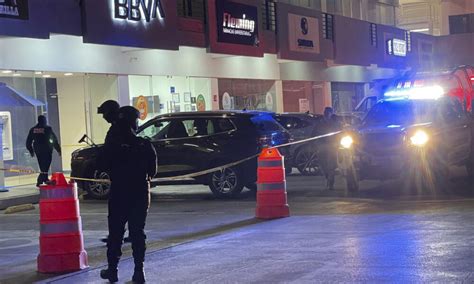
[138,120,171,141]
[211,118,235,133]
[251,115,285,132]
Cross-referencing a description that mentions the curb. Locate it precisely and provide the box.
[4,203,35,214]
[0,192,40,210]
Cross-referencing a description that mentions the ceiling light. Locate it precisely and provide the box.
[410,28,429,33]
[42,74,51,78]
[64,73,74,76]
[13,73,21,77]
[2,70,13,74]
[35,71,43,75]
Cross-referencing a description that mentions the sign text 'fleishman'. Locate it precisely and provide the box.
[114,0,165,22]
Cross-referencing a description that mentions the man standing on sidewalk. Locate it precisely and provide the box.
[26,115,61,187]
[97,100,132,244]
[99,106,157,283]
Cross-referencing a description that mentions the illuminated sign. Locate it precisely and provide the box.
[387,38,407,57]
[113,0,165,22]
[216,1,259,46]
[0,0,28,20]
[288,14,320,54]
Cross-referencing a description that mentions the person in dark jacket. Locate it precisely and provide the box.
[100,106,157,284]
[97,100,121,144]
[97,100,134,244]
[26,115,61,187]
[319,107,341,190]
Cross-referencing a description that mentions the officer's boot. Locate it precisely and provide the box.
[100,266,118,283]
[132,262,146,283]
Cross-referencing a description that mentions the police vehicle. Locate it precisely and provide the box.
[338,70,474,192]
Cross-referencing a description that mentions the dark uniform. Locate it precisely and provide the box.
[26,115,61,186]
[100,106,157,283]
[319,108,341,190]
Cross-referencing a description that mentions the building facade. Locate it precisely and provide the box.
[0,0,472,186]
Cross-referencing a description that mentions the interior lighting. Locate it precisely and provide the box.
[410,130,429,147]
[1,70,13,74]
[410,28,429,33]
[64,73,74,76]
[13,73,21,77]
[340,135,354,149]
[35,71,43,75]
[42,74,51,78]
[384,86,444,100]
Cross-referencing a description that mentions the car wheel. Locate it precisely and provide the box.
[209,166,244,198]
[345,167,359,192]
[83,171,111,200]
[295,147,321,176]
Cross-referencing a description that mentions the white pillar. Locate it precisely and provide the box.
[117,75,130,106]
[210,78,219,110]
[275,80,284,113]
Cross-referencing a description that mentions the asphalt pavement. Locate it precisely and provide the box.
[0,168,473,283]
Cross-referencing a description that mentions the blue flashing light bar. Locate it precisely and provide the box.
[384,85,444,100]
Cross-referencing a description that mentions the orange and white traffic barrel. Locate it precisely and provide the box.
[37,173,88,273]
[255,148,290,219]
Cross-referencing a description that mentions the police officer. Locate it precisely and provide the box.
[26,115,61,187]
[97,100,133,244]
[100,106,157,283]
[319,107,340,190]
[97,100,120,143]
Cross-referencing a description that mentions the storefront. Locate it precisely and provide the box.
[0,0,282,186]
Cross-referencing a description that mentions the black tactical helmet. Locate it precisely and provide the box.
[98,100,120,124]
[117,106,140,132]
[97,100,120,115]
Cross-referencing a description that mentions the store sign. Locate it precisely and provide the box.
[299,99,310,113]
[135,95,149,120]
[0,0,28,20]
[81,0,178,49]
[288,14,320,54]
[196,94,206,111]
[113,0,165,22]
[216,0,258,46]
[387,39,407,57]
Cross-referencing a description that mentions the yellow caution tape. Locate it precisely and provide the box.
[0,131,341,184]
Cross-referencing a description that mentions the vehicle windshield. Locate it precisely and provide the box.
[363,99,437,126]
[251,114,285,133]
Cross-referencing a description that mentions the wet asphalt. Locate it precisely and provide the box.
[0,168,473,283]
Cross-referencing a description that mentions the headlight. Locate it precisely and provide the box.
[340,135,354,149]
[410,130,429,147]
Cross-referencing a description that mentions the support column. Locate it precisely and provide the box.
[117,75,130,107]
[210,78,219,110]
[275,80,284,113]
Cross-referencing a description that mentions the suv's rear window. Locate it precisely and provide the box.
[251,115,285,132]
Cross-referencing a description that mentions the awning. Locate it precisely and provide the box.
[0,82,45,107]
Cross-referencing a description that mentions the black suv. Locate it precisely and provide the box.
[338,73,474,192]
[71,111,291,199]
[273,112,324,175]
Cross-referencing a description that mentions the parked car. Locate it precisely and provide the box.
[273,112,326,175]
[71,111,291,199]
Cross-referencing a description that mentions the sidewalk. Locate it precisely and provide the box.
[39,212,474,283]
[0,184,39,210]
